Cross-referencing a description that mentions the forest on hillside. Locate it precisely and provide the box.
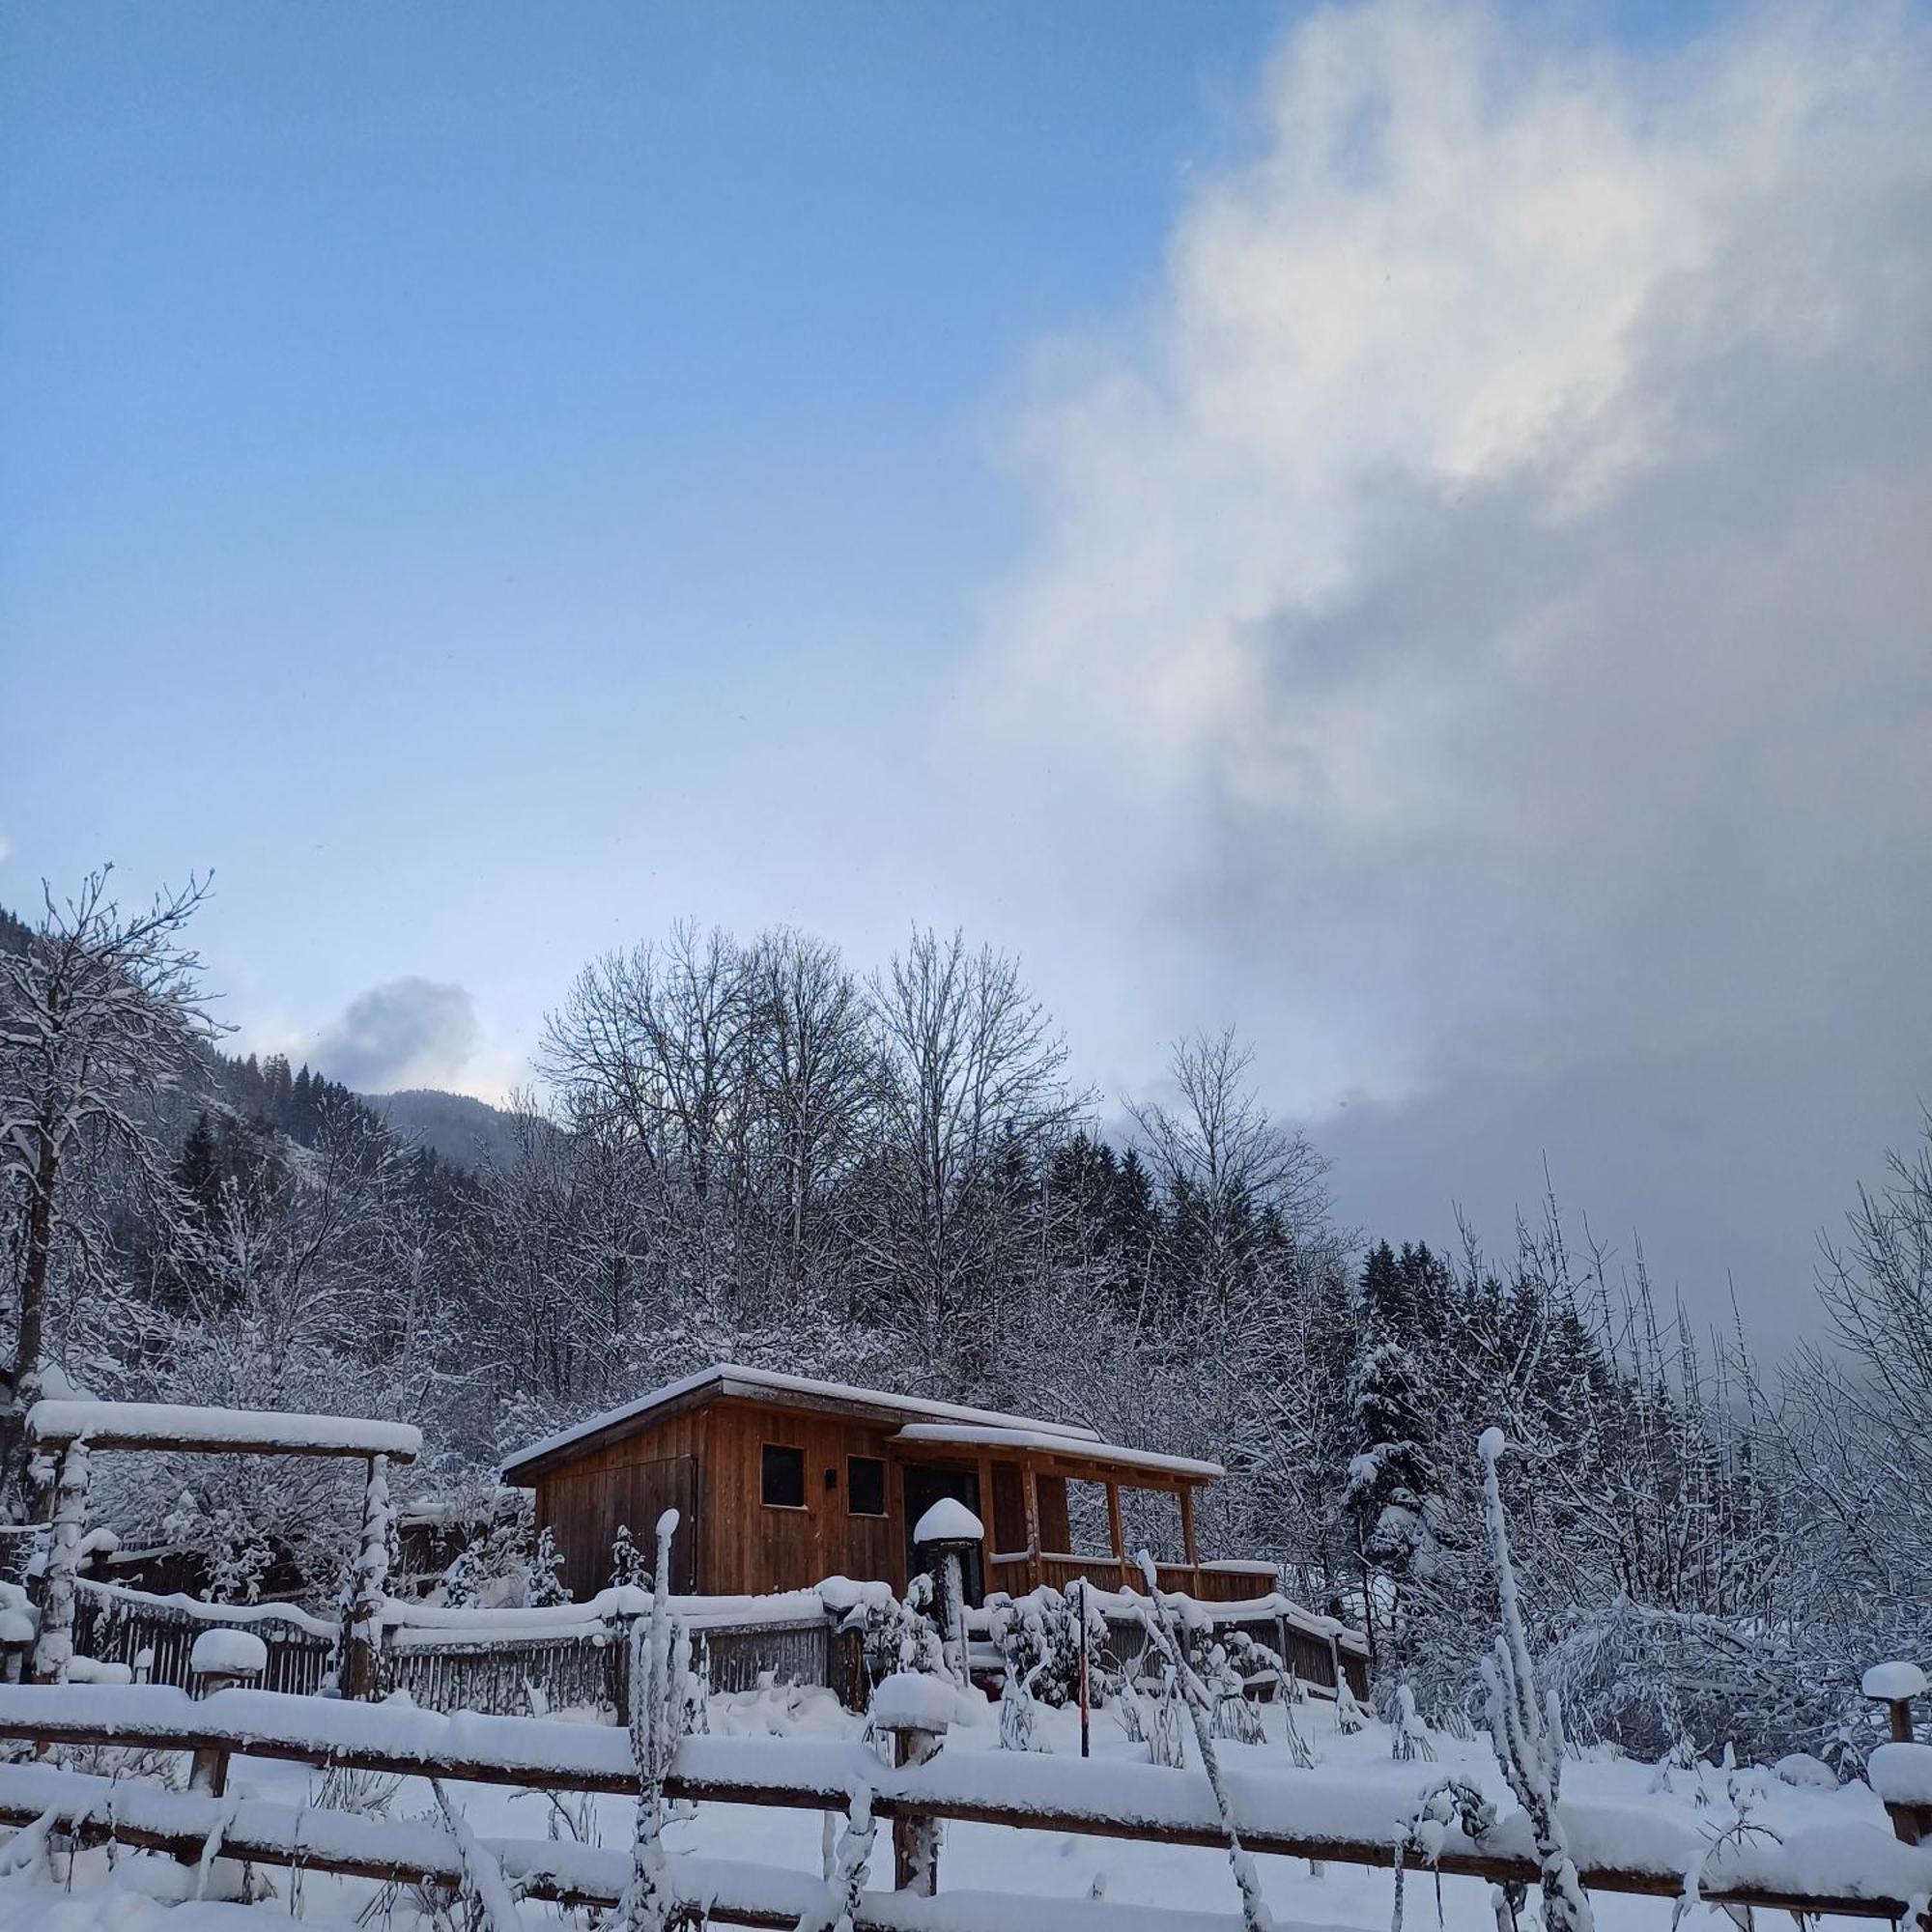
[2,872,1928,1765]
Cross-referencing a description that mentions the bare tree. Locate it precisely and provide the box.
[1127,1028,1329,1311]
[0,870,219,1455]
[742,928,872,1291]
[863,927,1085,1376]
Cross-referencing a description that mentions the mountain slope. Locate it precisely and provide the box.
[363,1088,529,1170]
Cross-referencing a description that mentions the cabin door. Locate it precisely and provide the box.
[902,1465,983,1605]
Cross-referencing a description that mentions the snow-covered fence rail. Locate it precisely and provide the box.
[0,1682,1926,1924]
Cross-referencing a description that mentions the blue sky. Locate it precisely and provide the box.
[5,0,1929,1350]
[2,0,1291,1053]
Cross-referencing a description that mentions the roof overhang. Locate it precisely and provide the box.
[891,1423,1224,1484]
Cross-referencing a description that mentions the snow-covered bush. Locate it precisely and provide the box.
[840,1577,945,1689]
[610,1522,647,1592]
[984,1584,1109,1709]
[526,1523,569,1606]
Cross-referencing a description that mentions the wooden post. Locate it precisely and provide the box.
[187,1634,266,1798]
[887,1717,947,1895]
[1105,1482,1126,1588]
[1075,1577,1091,1759]
[1021,1463,1042,1593]
[31,1440,89,1685]
[341,1454,392,1701]
[1864,1662,1929,1844]
[1179,1483,1200,1580]
[975,1454,995,1601]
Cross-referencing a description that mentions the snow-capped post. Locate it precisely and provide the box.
[187,1629,266,1796]
[341,1452,393,1700]
[1475,1429,1593,1932]
[30,1437,89,1684]
[870,1669,953,1895]
[619,1506,682,1932]
[1863,1662,1929,1844]
[1133,1550,1275,1932]
[913,1496,981,1691]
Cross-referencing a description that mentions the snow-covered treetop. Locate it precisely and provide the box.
[913,1497,983,1546]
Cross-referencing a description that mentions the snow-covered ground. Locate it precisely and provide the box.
[0,1682,1904,1931]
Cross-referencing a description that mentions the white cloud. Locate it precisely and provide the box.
[967,0,1932,1339]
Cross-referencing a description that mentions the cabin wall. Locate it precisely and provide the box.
[532,1407,705,1601]
[700,1399,907,1596]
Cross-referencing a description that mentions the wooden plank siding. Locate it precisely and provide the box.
[700,1400,906,1597]
[534,1406,706,1600]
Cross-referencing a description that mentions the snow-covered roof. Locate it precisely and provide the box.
[501,1364,1105,1478]
[892,1422,1225,1481]
[27,1399,421,1462]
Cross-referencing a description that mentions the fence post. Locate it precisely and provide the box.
[186,1631,267,1799]
[887,1716,946,1895]
[31,1440,89,1685]
[341,1454,392,1701]
[1864,1662,1929,1845]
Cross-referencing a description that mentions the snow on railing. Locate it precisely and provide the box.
[0,1681,1926,1924]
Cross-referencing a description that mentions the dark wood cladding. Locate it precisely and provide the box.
[533,1406,705,1601]
[703,1400,911,1597]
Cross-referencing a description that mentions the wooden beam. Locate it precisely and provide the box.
[1105,1481,1127,1586]
[1179,1485,1199,1569]
[1020,1463,1042,1593]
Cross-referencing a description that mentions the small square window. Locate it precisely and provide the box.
[761,1443,805,1509]
[847,1456,887,1518]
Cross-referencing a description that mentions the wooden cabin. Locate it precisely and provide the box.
[500,1365,1279,1607]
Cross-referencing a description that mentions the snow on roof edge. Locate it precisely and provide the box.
[891,1422,1225,1481]
[501,1364,1104,1475]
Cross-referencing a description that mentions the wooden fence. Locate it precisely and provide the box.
[58,1577,1355,1717]
[70,1580,334,1697]
[0,1674,1923,1930]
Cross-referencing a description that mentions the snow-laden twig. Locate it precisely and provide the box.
[1477,1429,1593,1932]
[1135,1550,1275,1932]
[430,1776,523,1932]
[619,1506,686,1932]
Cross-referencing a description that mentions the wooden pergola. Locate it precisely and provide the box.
[24,1399,420,1692]
[888,1423,1272,1605]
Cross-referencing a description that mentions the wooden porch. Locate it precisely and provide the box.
[889,1425,1273,1605]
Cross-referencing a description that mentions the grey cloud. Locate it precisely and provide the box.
[970,1,1932,1349]
[313,978,480,1094]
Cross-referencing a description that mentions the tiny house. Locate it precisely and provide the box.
[500,1364,1276,1607]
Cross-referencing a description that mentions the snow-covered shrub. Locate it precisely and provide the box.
[526,1523,569,1606]
[1391,1679,1436,1762]
[161,1492,274,1605]
[1205,1641,1264,1744]
[984,1584,1109,1709]
[998,1662,1041,1751]
[440,1544,484,1608]
[610,1522,647,1591]
[840,1578,945,1689]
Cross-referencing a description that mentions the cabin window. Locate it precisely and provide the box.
[846,1456,887,1518]
[760,1443,806,1509]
